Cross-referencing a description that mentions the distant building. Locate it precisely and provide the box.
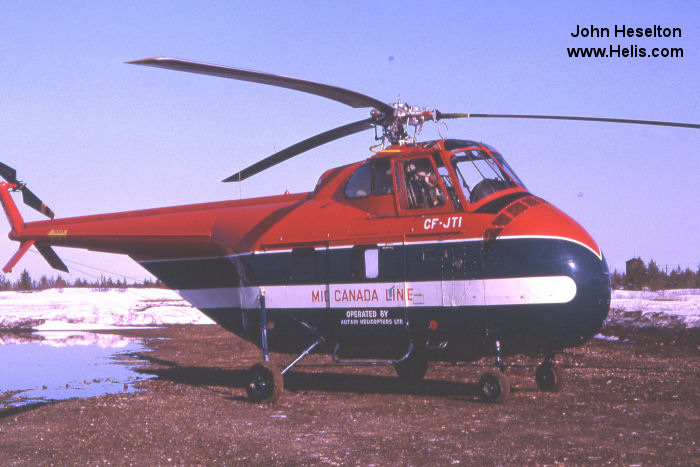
[626,257,644,276]
[625,257,646,289]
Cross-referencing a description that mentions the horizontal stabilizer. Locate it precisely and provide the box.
[35,244,69,273]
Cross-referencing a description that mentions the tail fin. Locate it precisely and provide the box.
[0,180,24,237]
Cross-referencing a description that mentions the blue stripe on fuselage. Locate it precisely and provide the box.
[138,237,598,289]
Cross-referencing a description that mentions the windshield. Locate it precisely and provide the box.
[450,148,525,204]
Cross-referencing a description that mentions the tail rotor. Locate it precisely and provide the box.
[0,161,67,273]
[0,162,55,219]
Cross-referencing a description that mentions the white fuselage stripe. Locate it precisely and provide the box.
[176,276,577,310]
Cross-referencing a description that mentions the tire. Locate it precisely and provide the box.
[479,371,510,403]
[394,348,428,382]
[246,362,283,403]
[535,361,564,392]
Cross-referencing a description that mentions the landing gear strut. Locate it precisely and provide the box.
[246,289,324,403]
[246,290,282,402]
[535,354,564,392]
[479,339,510,403]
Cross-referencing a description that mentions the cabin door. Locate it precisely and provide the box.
[441,244,473,307]
[327,243,410,360]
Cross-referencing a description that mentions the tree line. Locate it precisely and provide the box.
[611,258,700,291]
[1,259,698,292]
[0,269,164,291]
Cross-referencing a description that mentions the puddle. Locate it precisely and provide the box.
[0,330,155,408]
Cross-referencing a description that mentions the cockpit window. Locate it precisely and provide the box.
[345,162,372,198]
[451,149,524,204]
[345,159,394,199]
[373,158,393,195]
[395,157,447,210]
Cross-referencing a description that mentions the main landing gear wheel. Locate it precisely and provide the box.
[394,348,428,382]
[479,371,510,403]
[246,362,283,403]
[535,361,564,392]
[479,338,510,403]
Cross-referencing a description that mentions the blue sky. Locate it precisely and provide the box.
[1,1,699,282]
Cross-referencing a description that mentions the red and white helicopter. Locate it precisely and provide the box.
[2,58,698,402]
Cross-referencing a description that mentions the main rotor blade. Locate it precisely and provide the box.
[128,58,393,114]
[0,161,18,184]
[436,112,700,130]
[21,186,55,219]
[224,118,374,182]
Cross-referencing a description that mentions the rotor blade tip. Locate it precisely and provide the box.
[222,174,242,183]
[126,57,170,65]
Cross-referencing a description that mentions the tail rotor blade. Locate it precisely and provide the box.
[20,186,55,219]
[0,162,18,184]
[0,161,57,219]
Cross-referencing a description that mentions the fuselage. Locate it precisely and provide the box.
[8,139,611,362]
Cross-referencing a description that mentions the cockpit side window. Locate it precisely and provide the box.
[373,158,393,195]
[345,162,372,198]
[395,157,447,210]
[345,159,394,199]
[451,149,523,204]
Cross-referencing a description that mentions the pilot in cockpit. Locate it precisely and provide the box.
[404,160,445,209]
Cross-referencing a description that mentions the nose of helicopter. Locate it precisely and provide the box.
[557,239,611,340]
[495,198,612,341]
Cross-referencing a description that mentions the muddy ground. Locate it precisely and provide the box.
[1,325,699,465]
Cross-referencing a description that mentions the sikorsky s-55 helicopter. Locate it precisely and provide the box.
[2,58,699,403]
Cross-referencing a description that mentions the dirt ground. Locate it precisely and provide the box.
[1,324,699,465]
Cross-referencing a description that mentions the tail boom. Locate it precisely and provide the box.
[11,200,239,265]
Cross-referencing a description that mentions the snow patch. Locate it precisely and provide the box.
[608,289,700,329]
[0,288,698,332]
[0,288,214,329]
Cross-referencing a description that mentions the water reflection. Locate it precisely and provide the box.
[0,330,153,408]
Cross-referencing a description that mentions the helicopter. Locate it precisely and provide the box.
[2,58,698,403]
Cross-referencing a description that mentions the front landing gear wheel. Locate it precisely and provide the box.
[479,371,510,403]
[246,362,283,403]
[535,361,564,392]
